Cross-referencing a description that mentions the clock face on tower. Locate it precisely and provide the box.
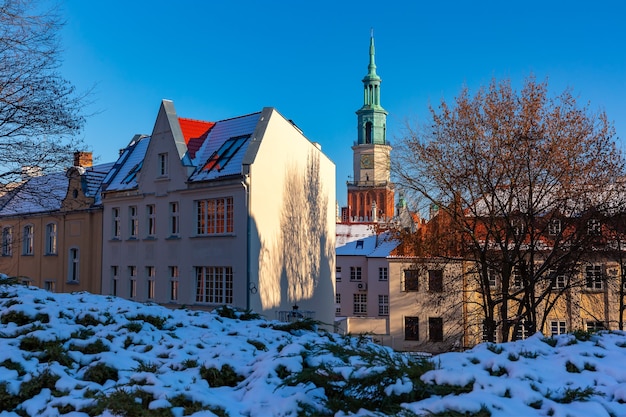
[360,154,373,169]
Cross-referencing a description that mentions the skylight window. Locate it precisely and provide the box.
[202,135,250,173]
[122,161,143,184]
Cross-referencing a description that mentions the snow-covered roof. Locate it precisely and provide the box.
[102,135,150,192]
[336,223,376,247]
[336,232,399,257]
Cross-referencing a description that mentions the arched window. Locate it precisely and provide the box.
[45,223,57,255]
[22,225,33,255]
[365,122,372,144]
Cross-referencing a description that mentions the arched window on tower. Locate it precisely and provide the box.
[365,122,372,144]
[359,194,365,219]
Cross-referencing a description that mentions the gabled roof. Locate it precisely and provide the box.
[0,162,114,216]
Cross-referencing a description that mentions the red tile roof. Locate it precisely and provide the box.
[178,118,215,160]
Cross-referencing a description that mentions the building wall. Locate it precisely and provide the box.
[248,108,336,326]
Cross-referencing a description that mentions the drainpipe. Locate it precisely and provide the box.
[242,177,251,311]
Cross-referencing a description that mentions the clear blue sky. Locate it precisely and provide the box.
[58,0,626,208]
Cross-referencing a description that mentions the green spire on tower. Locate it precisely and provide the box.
[356,30,387,145]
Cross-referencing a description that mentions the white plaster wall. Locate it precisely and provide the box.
[247,108,336,326]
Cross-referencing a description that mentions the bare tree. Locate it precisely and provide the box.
[394,76,625,343]
[0,0,85,188]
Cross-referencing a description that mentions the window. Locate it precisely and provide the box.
[405,317,419,341]
[22,225,33,255]
[482,319,496,342]
[350,266,362,281]
[355,240,364,249]
[129,206,138,237]
[586,321,605,332]
[353,293,367,315]
[169,266,179,301]
[2,226,12,256]
[195,266,233,304]
[111,266,119,296]
[336,266,342,281]
[548,219,562,236]
[549,269,567,290]
[68,248,79,283]
[44,280,56,292]
[428,269,443,292]
[147,266,155,299]
[379,267,388,281]
[158,153,168,176]
[378,295,389,316]
[169,202,179,235]
[146,205,156,237]
[129,266,137,298]
[112,208,121,238]
[201,135,250,173]
[45,223,57,255]
[513,319,530,340]
[550,320,566,336]
[335,293,341,304]
[429,317,444,342]
[403,269,419,291]
[487,268,498,288]
[196,197,234,235]
[585,265,603,290]
[512,266,522,289]
[587,219,601,236]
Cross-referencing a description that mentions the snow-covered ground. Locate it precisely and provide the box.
[1,281,626,417]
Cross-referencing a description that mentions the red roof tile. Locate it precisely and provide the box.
[178,118,215,160]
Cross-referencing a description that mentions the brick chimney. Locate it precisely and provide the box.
[74,151,93,168]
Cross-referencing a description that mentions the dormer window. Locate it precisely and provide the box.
[158,153,168,177]
[202,135,250,173]
[356,240,364,249]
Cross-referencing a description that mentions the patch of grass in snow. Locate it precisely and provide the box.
[127,313,169,330]
[519,350,538,359]
[0,359,25,376]
[70,338,109,354]
[0,309,49,326]
[83,362,119,385]
[486,344,503,354]
[123,321,143,333]
[572,329,595,341]
[200,363,244,387]
[75,313,101,327]
[19,336,73,367]
[247,338,267,351]
[70,327,95,340]
[133,360,159,373]
[268,318,319,333]
[169,394,225,416]
[541,337,558,347]
[1,298,21,308]
[421,405,491,417]
[0,368,63,412]
[565,360,581,373]
[85,388,174,417]
[546,386,601,403]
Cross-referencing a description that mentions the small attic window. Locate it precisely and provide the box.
[202,135,250,173]
[122,161,143,184]
[72,189,78,198]
[356,240,364,249]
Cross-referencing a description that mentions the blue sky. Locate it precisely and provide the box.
[59,0,626,207]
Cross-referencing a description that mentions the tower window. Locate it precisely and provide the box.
[365,122,372,144]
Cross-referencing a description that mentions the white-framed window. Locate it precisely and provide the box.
[169,202,179,236]
[336,266,342,281]
[111,265,119,296]
[379,267,388,281]
[548,219,562,236]
[146,205,156,237]
[195,266,233,304]
[514,319,530,340]
[353,293,367,315]
[2,226,13,256]
[169,266,179,301]
[586,321,605,332]
[549,269,567,290]
[146,266,155,299]
[512,266,522,289]
[550,320,566,336]
[129,206,138,237]
[482,319,496,342]
[45,223,57,255]
[195,197,234,235]
[585,264,603,290]
[487,268,498,288]
[587,219,601,236]
[44,280,56,292]
[68,247,79,283]
[112,207,121,238]
[22,224,33,255]
[158,152,168,176]
[378,294,389,316]
[350,266,362,281]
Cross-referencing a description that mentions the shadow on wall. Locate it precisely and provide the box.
[258,151,332,309]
